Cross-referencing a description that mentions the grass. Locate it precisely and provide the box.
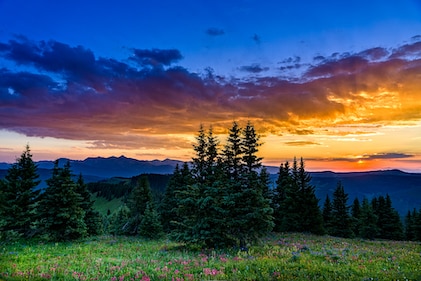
[1,233,420,280]
[91,195,123,216]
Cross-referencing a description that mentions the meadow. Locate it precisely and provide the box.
[1,233,420,281]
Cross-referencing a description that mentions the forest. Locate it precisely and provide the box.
[1,122,421,246]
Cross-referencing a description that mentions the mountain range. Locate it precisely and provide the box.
[1,155,420,215]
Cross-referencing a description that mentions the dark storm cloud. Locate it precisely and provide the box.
[1,36,421,149]
[238,64,269,73]
[129,48,183,67]
[206,28,225,36]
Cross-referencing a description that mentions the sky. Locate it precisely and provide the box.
[1,0,421,172]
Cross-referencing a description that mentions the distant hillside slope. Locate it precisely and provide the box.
[1,156,420,215]
[0,156,182,188]
[310,170,421,216]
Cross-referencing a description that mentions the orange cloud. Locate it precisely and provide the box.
[1,37,421,153]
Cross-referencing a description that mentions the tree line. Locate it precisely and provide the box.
[1,123,421,246]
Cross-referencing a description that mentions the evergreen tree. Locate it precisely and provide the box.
[160,164,181,233]
[170,162,199,243]
[138,202,164,239]
[404,209,417,241]
[109,204,131,235]
[223,122,273,248]
[373,195,403,240]
[330,181,354,238]
[322,195,334,235]
[259,166,272,200]
[278,159,302,232]
[358,198,378,240]
[126,175,154,235]
[272,161,291,232]
[351,198,361,237]
[0,145,40,239]
[413,209,421,241]
[296,158,324,234]
[75,175,103,236]
[38,161,87,241]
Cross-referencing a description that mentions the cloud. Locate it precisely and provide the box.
[129,48,183,67]
[0,36,421,150]
[362,153,414,160]
[280,56,301,64]
[238,64,269,73]
[284,141,321,146]
[206,28,225,36]
[252,34,261,44]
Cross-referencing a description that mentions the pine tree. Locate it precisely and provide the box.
[223,122,273,248]
[272,161,291,232]
[75,175,103,236]
[0,145,40,239]
[404,209,417,241]
[160,164,181,233]
[413,209,421,241]
[358,198,378,240]
[296,158,324,234]
[373,195,403,240]
[278,158,302,232]
[322,195,334,235]
[109,204,131,235]
[351,198,361,237]
[170,162,199,243]
[38,161,87,241]
[330,181,354,238]
[126,175,154,235]
[139,202,164,239]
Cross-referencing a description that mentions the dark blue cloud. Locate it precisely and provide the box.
[206,28,225,36]
[239,64,269,73]
[363,153,414,160]
[129,48,183,67]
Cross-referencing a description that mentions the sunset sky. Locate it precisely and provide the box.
[1,0,421,172]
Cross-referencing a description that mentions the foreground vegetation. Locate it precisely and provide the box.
[1,233,420,281]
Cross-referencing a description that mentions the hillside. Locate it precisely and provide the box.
[1,156,420,215]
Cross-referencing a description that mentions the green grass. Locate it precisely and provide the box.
[91,195,123,216]
[1,233,420,280]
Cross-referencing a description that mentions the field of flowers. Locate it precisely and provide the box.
[1,233,420,280]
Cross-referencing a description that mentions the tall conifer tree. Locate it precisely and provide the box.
[330,181,354,238]
[0,145,40,239]
[38,161,87,241]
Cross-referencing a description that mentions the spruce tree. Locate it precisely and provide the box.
[278,158,302,232]
[221,122,273,248]
[160,164,181,233]
[413,209,421,241]
[126,175,154,235]
[0,145,40,239]
[296,158,324,234]
[351,198,361,237]
[373,195,403,240]
[272,161,291,232]
[330,181,354,238]
[38,161,87,241]
[109,204,131,235]
[75,175,103,236]
[405,208,420,241]
[171,162,199,244]
[139,202,164,239]
[322,195,334,235]
[358,198,378,240]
